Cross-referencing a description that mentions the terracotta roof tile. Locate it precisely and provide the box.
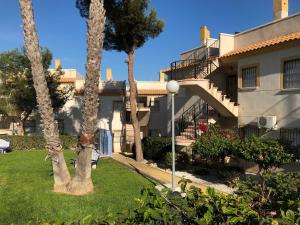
[138,89,168,95]
[58,77,76,83]
[221,32,300,58]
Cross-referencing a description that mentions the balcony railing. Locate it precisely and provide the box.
[170,57,218,80]
[125,98,152,110]
[170,40,220,80]
[182,39,219,61]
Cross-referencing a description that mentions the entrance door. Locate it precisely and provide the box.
[226,75,238,104]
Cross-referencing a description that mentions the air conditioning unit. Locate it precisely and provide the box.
[257,116,277,129]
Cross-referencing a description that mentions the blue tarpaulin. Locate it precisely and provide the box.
[98,129,112,157]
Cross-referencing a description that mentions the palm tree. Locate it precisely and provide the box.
[18,0,71,192]
[19,0,105,195]
[68,0,106,195]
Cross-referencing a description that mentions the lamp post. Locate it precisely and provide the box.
[166,80,179,191]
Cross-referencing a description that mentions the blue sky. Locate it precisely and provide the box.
[0,0,300,81]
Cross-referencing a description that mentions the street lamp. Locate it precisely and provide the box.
[166,80,179,191]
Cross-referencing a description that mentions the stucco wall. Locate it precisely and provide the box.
[238,45,300,131]
[234,13,300,49]
[60,95,124,135]
[219,33,235,56]
[207,71,227,93]
[147,87,201,136]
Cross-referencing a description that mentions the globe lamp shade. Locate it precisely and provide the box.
[166,80,179,94]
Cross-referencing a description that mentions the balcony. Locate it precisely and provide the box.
[169,40,220,81]
[126,97,151,112]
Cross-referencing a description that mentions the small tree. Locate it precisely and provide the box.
[0,48,71,135]
[76,0,164,162]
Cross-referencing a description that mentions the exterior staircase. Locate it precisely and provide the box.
[175,99,208,146]
[170,44,238,146]
[179,79,238,117]
[176,124,198,146]
[170,51,238,118]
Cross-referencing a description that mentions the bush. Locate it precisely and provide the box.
[233,172,300,214]
[234,136,293,171]
[31,174,300,224]
[164,151,190,168]
[164,151,173,167]
[193,135,232,162]
[61,135,78,150]
[278,138,300,160]
[192,125,237,163]
[142,137,171,161]
[0,135,77,151]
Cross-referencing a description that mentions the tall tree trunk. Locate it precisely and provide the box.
[17,111,31,136]
[128,49,143,162]
[19,0,71,192]
[68,0,105,195]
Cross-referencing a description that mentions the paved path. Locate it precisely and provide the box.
[112,153,230,194]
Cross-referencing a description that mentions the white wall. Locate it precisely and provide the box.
[238,45,300,131]
[219,33,235,56]
[59,95,124,135]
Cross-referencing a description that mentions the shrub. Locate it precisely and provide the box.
[192,124,239,163]
[61,135,78,150]
[234,136,293,171]
[193,135,232,162]
[163,151,190,168]
[31,175,300,224]
[0,135,77,151]
[233,172,300,214]
[142,137,171,161]
[164,151,173,167]
[278,138,300,160]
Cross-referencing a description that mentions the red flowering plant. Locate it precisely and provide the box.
[199,122,208,133]
[234,135,293,172]
[193,124,238,163]
[223,133,232,139]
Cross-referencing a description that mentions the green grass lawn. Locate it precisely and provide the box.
[0,151,154,225]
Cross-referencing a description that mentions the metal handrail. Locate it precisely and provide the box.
[170,57,219,80]
[185,39,219,61]
[175,99,208,140]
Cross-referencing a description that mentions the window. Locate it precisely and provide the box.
[283,58,300,89]
[137,97,147,107]
[241,66,258,88]
[125,111,131,123]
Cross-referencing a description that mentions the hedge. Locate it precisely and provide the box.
[142,136,172,161]
[0,135,77,151]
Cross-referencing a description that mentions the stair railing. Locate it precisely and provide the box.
[175,99,208,140]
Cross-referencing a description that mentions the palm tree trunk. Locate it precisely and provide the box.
[19,0,71,192]
[128,49,143,162]
[68,0,106,195]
